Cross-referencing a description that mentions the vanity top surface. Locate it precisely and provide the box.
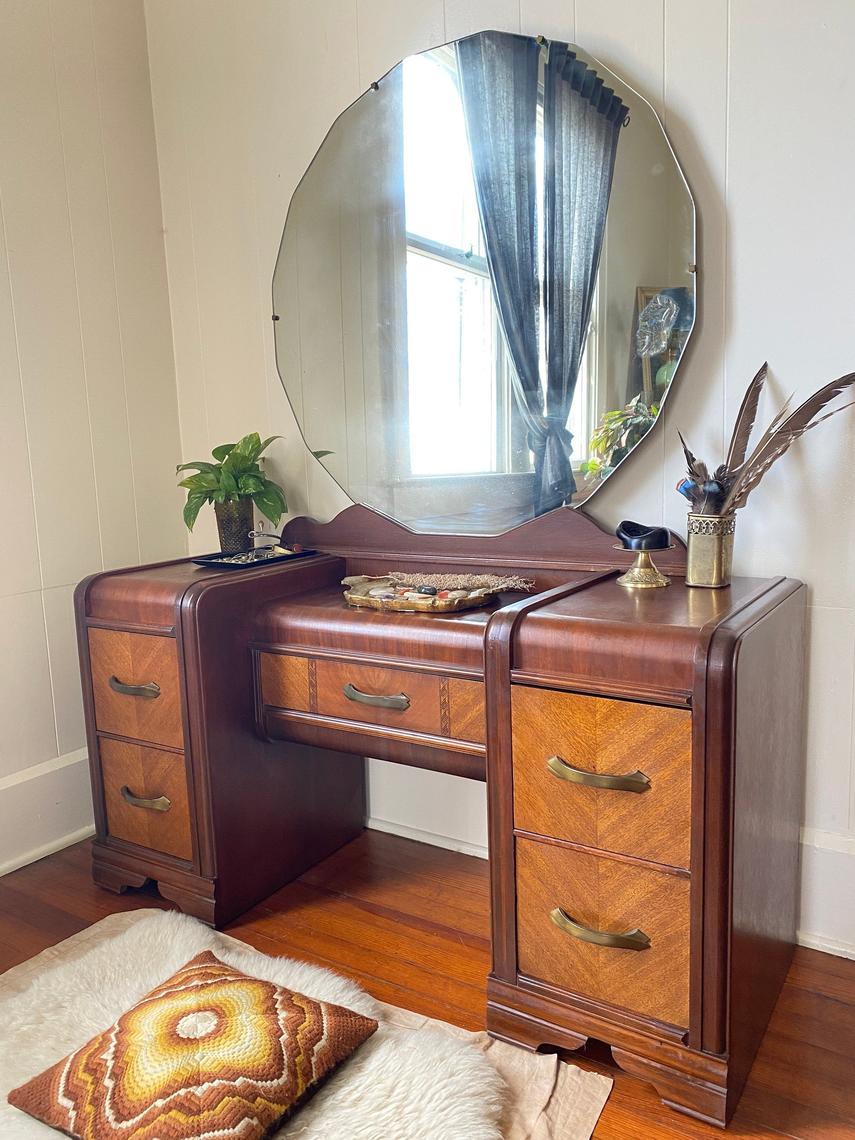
[253,581,540,674]
[512,574,794,698]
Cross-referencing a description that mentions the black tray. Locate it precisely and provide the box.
[192,547,317,570]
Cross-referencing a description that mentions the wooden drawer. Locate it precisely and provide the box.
[512,687,691,868]
[315,659,441,735]
[259,653,487,743]
[516,837,690,1027]
[100,738,193,861]
[89,628,183,749]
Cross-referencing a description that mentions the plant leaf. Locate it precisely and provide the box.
[179,471,219,492]
[176,460,218,475]
[223,432,260,475]
[212,443,235,462]
[238,473,264,495]
[219,468,239,497]
[312,449,333,460]
[183,491,208,531]
[252,479,287,525]
[258,435,281,456]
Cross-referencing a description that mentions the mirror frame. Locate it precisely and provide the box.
[271,30,698,534]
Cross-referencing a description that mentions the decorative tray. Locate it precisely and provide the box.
[342,573,533,614]
[193,546,317,570]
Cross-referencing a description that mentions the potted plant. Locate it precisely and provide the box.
[579,395,659,483]
[177,432,287,553]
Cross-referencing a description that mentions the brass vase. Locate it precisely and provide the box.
[686,512,735,588]
[214,498,254,554]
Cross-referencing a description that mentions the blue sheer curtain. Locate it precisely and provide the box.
[456,33,626,515]
[542,45,625,511]
[454,32,544,471]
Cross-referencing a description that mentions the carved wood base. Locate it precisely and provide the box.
[487,976,731,1127]
[92,843,217,926]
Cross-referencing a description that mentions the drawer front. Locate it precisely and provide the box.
[315,659,441,735]
[259,653,311,711]
[516,838,690,1027]
[512,687,691,868]
[100,738,192,861]
[89,628,183,749]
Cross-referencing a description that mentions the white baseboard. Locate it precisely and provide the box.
[0,823,95,878]
[0,748,94,877]
[797,930,855,960]
[367,817,488,860]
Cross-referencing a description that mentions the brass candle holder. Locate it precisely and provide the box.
[614,544,672,589]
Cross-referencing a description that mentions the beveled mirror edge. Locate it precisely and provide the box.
[270,29,698,537]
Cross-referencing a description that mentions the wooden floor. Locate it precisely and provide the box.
[1,831,853,1139]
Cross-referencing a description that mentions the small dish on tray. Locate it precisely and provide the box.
[192,545,317,570]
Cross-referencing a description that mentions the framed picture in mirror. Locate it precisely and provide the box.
[631,285,694,405]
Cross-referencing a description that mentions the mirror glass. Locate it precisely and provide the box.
[273,31,695,534]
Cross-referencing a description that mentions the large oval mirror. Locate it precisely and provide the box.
[273,31,695,535]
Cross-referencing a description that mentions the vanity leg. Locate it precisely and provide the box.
[611,1047,729,1129]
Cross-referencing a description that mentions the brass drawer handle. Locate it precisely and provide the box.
[546,754,650,793]
[343,682,410,711]
[109,675,161,700]
[120,785,171,813]
[550,907,651,951]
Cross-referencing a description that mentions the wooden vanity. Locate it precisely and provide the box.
[75,504,805,1127]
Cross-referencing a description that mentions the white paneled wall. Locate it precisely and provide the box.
[0,0,186,875]
[144,0,855,956]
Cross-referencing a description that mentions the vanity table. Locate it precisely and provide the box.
[74,505,804,1127]
[75,28,808,1128]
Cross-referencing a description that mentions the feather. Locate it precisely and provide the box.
[678,431,709,483]
[724,362,767,472]
[720,373,855,513]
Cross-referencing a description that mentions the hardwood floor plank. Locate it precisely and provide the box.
[1,831,853,1140]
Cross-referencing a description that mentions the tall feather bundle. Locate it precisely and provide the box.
[676,364,855,515]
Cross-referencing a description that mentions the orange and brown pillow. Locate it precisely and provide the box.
[8,950,378,1139]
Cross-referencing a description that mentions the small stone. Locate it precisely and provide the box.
[437,590,450,599]
[446,590,468,599]
[417,585,438,595]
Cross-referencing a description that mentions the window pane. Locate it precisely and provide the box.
[403,53,483,255]
[406,253,496,475]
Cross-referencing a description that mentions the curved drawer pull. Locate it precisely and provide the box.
[343,682,410,712]
[120,785,171,813]
[546,754,650,793]
[109,675,161,700]
[550,907,651,951]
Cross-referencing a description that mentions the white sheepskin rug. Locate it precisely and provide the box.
[0,910,611,1139]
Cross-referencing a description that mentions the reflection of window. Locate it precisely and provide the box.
[402,49,599,478]
[403,50,514,477]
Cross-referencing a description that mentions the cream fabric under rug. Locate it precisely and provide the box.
[0,909,611,1140]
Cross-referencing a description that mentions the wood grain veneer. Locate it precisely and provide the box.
[258,652,310,712]
[447,677,486,744]
[313,659,442,734]
[99,738,192,861]
[88,627,183,749]
[516,837,691,1028]
[512,687,692,868]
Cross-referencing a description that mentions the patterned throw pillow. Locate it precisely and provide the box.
[7,950,378,1139]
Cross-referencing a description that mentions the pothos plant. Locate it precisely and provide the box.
[177,432,289,531]
[579,395,659,483]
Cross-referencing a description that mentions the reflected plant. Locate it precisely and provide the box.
[580,395,658,483]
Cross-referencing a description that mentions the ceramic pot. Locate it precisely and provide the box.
[686,512,735,588]
[214,498,254,553]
